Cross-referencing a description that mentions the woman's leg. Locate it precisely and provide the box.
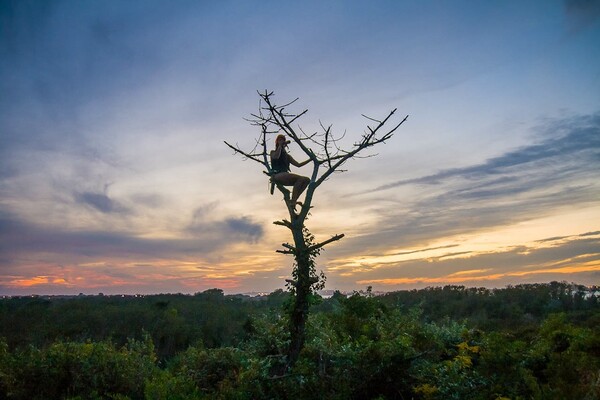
[291,176,310,204]
[272,173,310,205]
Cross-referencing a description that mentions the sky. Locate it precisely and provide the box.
[1,0,599,295]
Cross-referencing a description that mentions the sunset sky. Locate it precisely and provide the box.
[1,0,599,295]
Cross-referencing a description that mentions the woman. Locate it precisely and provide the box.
[270,134,311,210]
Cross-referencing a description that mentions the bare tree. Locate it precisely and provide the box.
[225,90,408,372]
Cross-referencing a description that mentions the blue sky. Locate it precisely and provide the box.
[1,0,599,295]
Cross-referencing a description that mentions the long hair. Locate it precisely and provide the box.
[275,134,286,147]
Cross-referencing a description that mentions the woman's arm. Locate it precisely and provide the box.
[288,155,310,168]
[270,144,284,160]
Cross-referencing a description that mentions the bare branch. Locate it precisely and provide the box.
[224,141,265,165]
[361,114,382,124]
[282,243,296,252]
[261,94,317,162]
[308,233,345,253]
[277,249,294,255]
[315,111,409,187]
[273,219,292,229]
[228,91,407,228]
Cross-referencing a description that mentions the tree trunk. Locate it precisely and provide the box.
[287,219,311,368]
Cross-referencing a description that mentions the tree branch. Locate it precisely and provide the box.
[282,243,296,252]
[224,140,266,166]
[315,112,409,187]
[277,250,295,255]
[229,90,407,238]
[273,219,292,229]
[308,233,345,253]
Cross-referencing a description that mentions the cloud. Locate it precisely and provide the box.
[387,244,459,257]
[581,230,600,237]
[74,191,127,214]
[342,183,597,260]
[345,234,600,288]
[330,113,600,258]
[223,217,264,242]
[372,112,600,192]
[187,205,264,244]
[128,192,166,208]
[0,207,263,269]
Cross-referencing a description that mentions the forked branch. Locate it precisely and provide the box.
[247,91,408,192]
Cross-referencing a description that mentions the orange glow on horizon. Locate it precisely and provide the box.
[357,261,600,286]
[6,276,51,287]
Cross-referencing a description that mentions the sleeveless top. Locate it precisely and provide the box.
[271,149,290,173]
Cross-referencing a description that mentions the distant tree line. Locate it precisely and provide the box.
[1,281,599,399]
[0,288,289,361]
[378,282,599,330]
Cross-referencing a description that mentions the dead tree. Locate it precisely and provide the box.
[225,90,408,371]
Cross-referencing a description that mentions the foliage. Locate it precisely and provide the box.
[0,290,265,361]
[1,282,599,399]
[1,336,156,400]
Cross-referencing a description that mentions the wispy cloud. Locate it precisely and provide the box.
[388,244,459,257]
[372,113,600,192]
[347,234,600,288]
[337,113,600,256]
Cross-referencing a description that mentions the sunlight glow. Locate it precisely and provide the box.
[327,209,600,280]
[357,261,600,286]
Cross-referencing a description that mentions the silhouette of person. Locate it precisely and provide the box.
[270,134,310,210]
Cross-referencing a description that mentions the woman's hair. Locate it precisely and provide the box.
[275,134,286,146]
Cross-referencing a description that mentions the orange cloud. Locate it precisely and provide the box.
[357,262,600,286]
[5,275,75,287]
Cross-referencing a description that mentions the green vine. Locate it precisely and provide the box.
[285,226,327,295]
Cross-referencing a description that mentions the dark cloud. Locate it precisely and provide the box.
[0,209,263,270]
[389,244,459,257]
[0,212,169,260]
[75,191,126,214]
[72,182,129,214]
[536,235,571,243]
[223,217,264,243]
[187,206,264,245]
[581,231,600,237]
[536,231,600,243]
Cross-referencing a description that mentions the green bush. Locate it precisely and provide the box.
[4,337,157,400]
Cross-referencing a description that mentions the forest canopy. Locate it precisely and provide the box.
[1,282,599,399]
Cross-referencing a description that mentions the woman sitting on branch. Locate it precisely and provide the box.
[270,134,310,210]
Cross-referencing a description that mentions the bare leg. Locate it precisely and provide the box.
[291,176,310,204]
[272,173,310,208]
